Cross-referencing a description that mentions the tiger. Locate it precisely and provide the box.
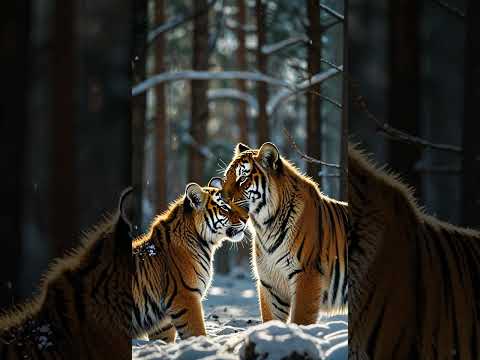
[220,142,349,325]
[0,187,134,360]
[348,144,480,359]
[131,179,248,342]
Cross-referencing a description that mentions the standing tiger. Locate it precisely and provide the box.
[349,145,480,359]
[0,187,133,360]
[132,179,247,342]
[221,142,348,325]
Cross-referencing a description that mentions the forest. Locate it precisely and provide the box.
[0,0,478,359]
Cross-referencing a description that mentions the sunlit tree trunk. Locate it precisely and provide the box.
[306,0,322,183]
[188,0,209,184]
[256,0,269,146]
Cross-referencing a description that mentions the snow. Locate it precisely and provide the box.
[132,268,347,360]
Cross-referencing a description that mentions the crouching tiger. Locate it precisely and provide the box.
[0,188,133,360]
[221,142,349,325]
[349,145,480,359]
[132,179,247,342]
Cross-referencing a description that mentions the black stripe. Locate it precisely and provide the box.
[287,268,304,280]
[260,279,272,289]
[296,236,305,261]
[275,252,289,265]
[171,308,188,320]
[175,322,187,330]
[330,259,341,304]
[268,202,295,254]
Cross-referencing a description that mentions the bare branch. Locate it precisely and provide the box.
[207,88,258,113]
[430,0,465,19]
[147,0,217,44]
[181,132,214,159]
[267,67,342,115]
[132,70,293,96]
[261,35,308,55]
[283,128,341,169]
[351,84,462,153]
[319,4,344,22]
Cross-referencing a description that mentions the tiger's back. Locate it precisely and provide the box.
[0,189,133,360]
[349,145,480,359]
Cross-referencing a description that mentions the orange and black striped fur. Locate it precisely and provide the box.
[0,188,133,360]
[132,180,247,342]
[221,143,348,325]
[349,145,480,359]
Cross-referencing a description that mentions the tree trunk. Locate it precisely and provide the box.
[236,0,248,144]
[387,0,421,197]
[340,0,349,202]
[306,0,322,183]
[0,0,30,311]
[50,0,76,255]
[256,0,269,146]
[75,0,133,231]
[462,0,480,228]
[131,0,148,234]
[154,0,167,213]
[188,0,209,184]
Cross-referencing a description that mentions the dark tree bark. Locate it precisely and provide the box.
[188,0,210,184]
[50,0,76,254]
[306,0,322,183]
[255,0,269,146]
[340,0,349,202]
[154,0,167,213]
[0,0,30,311]
[75,0,133,231]
[462,0,480,228]
[131,0,148,234]
[387,0,421,197]
[236,0,249,144]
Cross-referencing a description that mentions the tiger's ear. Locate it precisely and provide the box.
[185,183,208,209]
[208,177,223,190]
[257,142,280,170]
[234,143,251,156]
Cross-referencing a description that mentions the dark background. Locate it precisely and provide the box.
[0,1,132,312]
[349,0,480,229]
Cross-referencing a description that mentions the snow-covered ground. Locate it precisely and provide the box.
[132,267,347,360]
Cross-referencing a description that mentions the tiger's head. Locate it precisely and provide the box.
[184,178,248,245]
[221,142,281,217]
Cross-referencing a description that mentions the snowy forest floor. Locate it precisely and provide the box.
[132,267,348,360]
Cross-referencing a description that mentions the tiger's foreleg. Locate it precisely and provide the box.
[290,271,321,325]
[168,294,206,339]
[258,280,290,322]
[148,322,177,343]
